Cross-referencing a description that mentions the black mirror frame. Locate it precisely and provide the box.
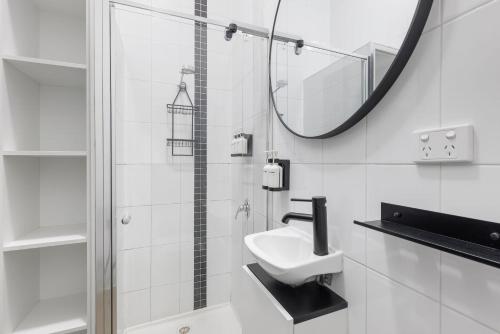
[269,0,434,139]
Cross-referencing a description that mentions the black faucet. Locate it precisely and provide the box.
[281,197,328,256]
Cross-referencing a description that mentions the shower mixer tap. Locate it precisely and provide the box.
[235,199,250,220]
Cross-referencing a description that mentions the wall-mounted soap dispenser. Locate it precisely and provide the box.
[231,130,253,157]
[262,151,289,191]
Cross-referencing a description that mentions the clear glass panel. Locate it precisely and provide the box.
[111,4,267,333]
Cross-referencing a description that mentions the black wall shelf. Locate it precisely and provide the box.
[247,263,347,324]
[355,203,500,268]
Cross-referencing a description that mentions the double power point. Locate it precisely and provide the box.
[414,125,474,163]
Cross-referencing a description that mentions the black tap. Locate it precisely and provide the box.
[281,197,328,256]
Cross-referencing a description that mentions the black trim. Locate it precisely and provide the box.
[247,263,348,324]
[269,0,434,139]
[354,203,500,268]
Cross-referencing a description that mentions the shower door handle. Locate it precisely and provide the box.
[121,215,132,225]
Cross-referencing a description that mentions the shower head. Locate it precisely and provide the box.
[276,80,288,89]
[181,65,195,75]
[273,79,288,93]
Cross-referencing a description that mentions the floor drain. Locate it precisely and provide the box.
[178,326,190,334]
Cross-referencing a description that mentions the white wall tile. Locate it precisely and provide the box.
[208,274,231,306]
[323,120,366,164]
[151,284,180,320]
[151,163,182,205]
[120,289,151,328]
[151,204,181,246]
[424,0,442,32]
[207,200,232,238]
[122,36,152,81]
[208,164,232,201]
[367,270,440,334]
[208,126,232,164]
[441,1,500,164]
[366,29,441,163]
[116,122,151,164]
[117,206,152,250]
[180,281,194,313]
[181,202,194,243]
[442,306,498,334]
[116,165,152,207]
[366,230,440,300]
[119,248,151,293]
[151,244,180,286]
[119,79,152,123]
[324,164,366,263]
[331,258,367,334]
[366,165,441,220]
[208,237,231,276]
[441,166,500,222]
[441,253,500,331]
[180,242,194,282]
[442,0,495,22]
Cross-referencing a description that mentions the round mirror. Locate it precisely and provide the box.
[270,0,433,138]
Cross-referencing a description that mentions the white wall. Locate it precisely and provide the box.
[269,1,500,334]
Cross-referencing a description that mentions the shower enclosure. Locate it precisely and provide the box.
[108,2,268,332]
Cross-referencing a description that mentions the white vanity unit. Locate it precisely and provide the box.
[0,0,89,333]
[233,264,348,334]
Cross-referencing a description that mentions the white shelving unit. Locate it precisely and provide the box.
[3,224,87,252]
[0,0,89,333]
[12,294,87,334]
[1,151,87,157]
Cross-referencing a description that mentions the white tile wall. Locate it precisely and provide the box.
[441,306,498,334]
[366,270,440,334]
[262,0,500,333]
[441,253,500,331]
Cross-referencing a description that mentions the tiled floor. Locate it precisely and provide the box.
[125,304,241,334]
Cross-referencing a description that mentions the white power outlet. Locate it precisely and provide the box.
[414,125,474,163]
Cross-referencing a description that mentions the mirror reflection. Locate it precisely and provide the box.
[270,0,419,137]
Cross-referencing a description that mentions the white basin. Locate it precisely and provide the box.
[244,226,343,286]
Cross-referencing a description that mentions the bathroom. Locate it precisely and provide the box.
[0,0,499,333]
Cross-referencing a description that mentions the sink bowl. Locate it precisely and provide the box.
[244,226,343,286]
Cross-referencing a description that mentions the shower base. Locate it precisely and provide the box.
[125,304,242,334]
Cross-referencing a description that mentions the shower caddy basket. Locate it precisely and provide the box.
[166,81,197,156]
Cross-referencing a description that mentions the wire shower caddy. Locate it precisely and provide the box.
[166,81,197,156]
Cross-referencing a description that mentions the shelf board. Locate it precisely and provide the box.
[355,203,500,269]
[34,0,86,18]
[3,224,87,252]
[1,151,87,157]
[13,294,87,334]
[2,55,86,88]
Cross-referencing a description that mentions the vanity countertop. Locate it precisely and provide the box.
[247,263,348,324]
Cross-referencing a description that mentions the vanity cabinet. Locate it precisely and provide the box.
[233,264,348,334]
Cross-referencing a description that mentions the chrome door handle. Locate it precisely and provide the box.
[121,215,132,225]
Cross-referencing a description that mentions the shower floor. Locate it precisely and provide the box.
[125,304,242,334]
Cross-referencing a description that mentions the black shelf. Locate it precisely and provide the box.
[247,263,347,324]
[355,203,500,268]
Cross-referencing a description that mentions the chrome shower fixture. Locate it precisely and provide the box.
[294,39,304,55]
[225,23,237,41]
[181,65,195,75]
[179,65,195,86]
[273,80,288,93]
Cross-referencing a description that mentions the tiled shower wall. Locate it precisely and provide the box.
[263,1,500,334]
[113,2,234,329]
